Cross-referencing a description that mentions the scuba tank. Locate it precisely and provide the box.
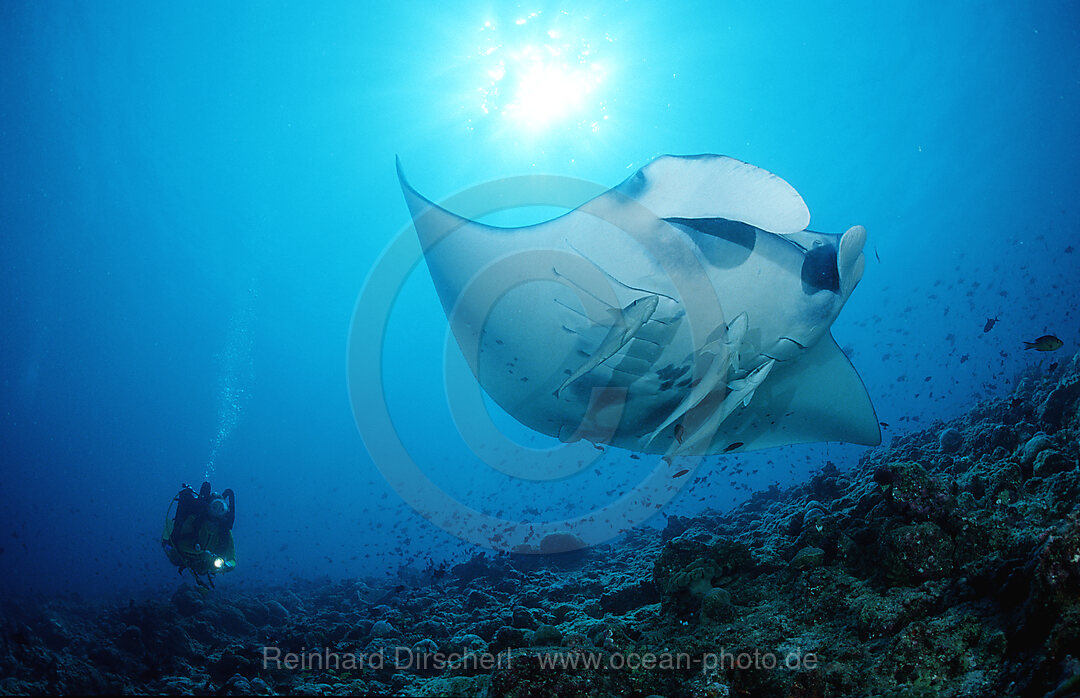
[162,486,237,586]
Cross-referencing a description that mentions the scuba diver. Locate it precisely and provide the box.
[162,481,237,588]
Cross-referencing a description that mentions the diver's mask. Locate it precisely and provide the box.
[207,496,229,519]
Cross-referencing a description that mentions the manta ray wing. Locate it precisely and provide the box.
[613,154,811,233]
[699,333,882,452]
[397,154,877,456]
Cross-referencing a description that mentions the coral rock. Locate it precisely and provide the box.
[1033,449,1072,477]
[939,428,964,453]
[700,587,734,621]
[1020,433,1055,465]
[790,546,826,570]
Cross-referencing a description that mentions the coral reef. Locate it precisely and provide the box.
[3,353,1079,696]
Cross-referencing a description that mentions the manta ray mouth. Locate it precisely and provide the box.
[800,243,841,294]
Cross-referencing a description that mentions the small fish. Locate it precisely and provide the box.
[674,424,685,444]
[983,316,999,333]
[723,441,744,452]
[1048,362,1059,373]
[879,421,889,428]
[1024,335,1064,352]
[673,469,689,478]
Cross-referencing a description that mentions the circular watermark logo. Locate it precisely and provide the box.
[347,171,727,553]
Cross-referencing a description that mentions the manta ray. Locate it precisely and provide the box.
[398,154,880,458]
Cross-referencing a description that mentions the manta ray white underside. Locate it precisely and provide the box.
[399,154,880,458]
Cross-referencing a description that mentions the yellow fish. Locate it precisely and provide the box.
[1023,335,1064,352]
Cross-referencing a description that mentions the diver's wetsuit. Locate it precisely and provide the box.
[220,489,235,530]
[173,481,212,534]
[173,483,235,539]
[168,482,237,586]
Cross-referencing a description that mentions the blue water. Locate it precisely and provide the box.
[1,1,1077,599]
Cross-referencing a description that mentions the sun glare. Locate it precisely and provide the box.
[468,10,612,134]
